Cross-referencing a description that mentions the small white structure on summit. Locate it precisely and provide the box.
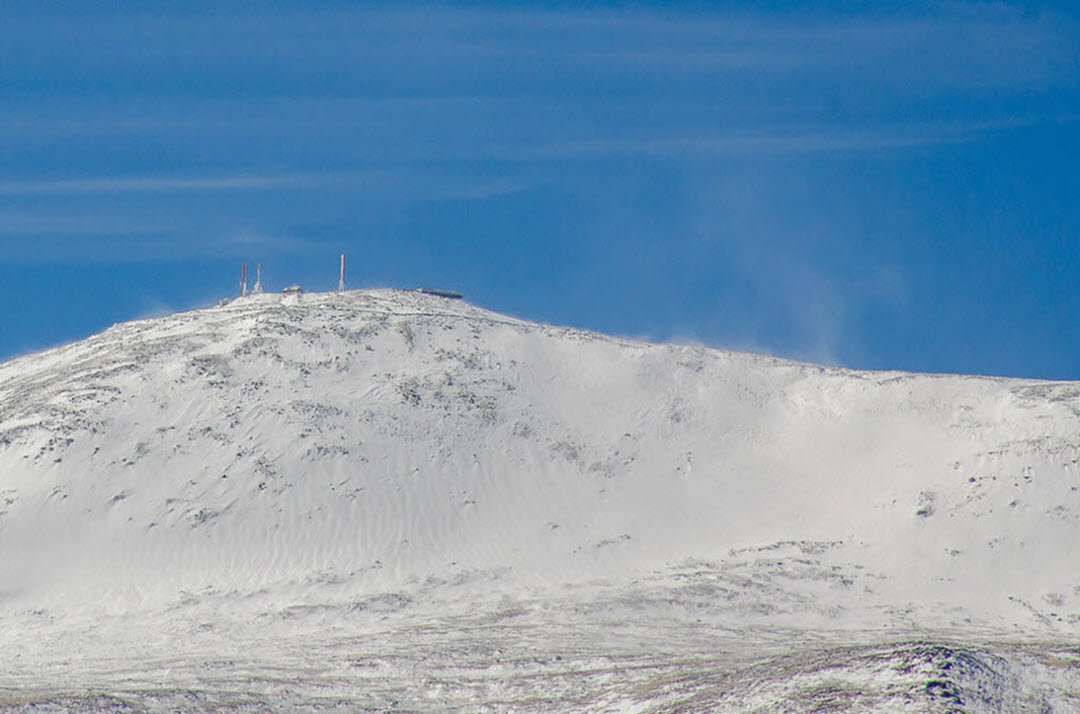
[253,265,263,295]
[339,254,346,293]
[281,283,303,306]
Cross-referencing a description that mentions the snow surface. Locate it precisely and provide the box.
[1,289,1079,711]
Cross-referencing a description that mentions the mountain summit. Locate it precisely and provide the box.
[2,289,1079,711]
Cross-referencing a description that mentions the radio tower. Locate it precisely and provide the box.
[241,264,249,297]
[253,264,263,294]
[338,253,346,293]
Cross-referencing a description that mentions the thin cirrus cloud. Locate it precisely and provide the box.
[0,174,341,197]
[97,4,1067,82]
[512,127,967,161]
[2,4,1072,102]
[0,5,1072,168]
[0,170,527,200]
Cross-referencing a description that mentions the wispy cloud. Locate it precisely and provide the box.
[0,173,347,197]
[515,128,969,160]
[0,168,531,202]
[507,113,1080,161]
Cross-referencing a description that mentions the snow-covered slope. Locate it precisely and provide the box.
[1,289,1079,711]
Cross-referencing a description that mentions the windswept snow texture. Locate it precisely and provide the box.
[2,289,1080,712]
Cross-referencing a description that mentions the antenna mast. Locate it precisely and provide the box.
[253,264,263,294]
[241,264,248,297]
[339,253,346,293]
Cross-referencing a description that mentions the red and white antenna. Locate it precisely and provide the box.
[338,253,346,293]
[253,264,263,294]
[241,264,249,297]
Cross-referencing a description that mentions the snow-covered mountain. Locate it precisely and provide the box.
[1,289,1079,712]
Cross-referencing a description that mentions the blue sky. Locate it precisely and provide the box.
[1,2,1079,378]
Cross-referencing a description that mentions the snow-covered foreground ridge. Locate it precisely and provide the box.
[2,289,1080,711]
